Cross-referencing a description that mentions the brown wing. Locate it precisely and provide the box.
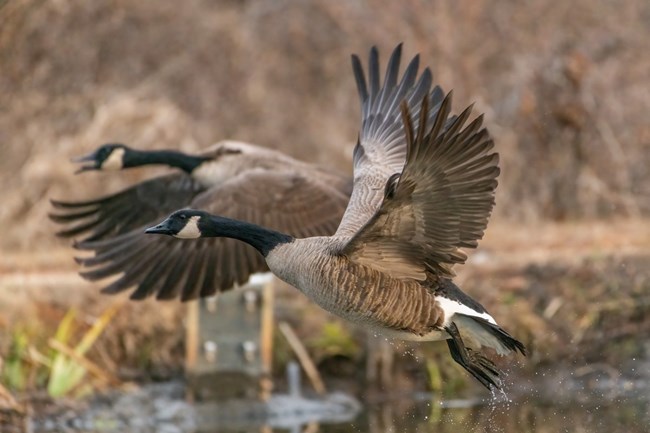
[76,168,350,301]
[50,173,205,242]
[339,93,499,280]
[336,44,446,237]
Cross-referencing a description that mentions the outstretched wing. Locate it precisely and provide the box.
[335,44,446,237]
[50,173,205,242]
[339,93,499,280]
[76,169,350,301]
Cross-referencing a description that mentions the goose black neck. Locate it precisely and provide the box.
[124,149,209,173]
[202,215,294,257]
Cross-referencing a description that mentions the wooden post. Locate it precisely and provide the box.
[185,274,275,401]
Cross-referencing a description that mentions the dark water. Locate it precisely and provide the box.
[191,385,650,433]
[317,396,650,433]
[32,396,650,433]
[196,371,650,433]
[31,375,650,433]
[320,370,650,433]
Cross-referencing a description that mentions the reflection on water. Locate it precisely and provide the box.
[312,359,650,433]
[29,378,650,433]
[318,397,650,433]
[194,395,649,433]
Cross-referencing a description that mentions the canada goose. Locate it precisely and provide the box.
[49,44,437,301]
[49,140,352,300]
[145,47,526,390]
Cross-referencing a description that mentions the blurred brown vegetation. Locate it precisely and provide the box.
[1,0,649,413]
[1,0,649,251]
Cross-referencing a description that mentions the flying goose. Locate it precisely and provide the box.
[49,140,352,300]
[145,48,526,389]
[49,44,439,301]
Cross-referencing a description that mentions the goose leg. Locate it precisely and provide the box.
[445,322,502,390]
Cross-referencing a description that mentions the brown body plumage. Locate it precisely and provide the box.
[268,237,445,336]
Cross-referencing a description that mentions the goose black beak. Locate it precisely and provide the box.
[145,221,174,235]
[71,151,99,174]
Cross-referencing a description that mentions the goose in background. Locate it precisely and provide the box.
[49,140,352,300]
[145,46,526,389]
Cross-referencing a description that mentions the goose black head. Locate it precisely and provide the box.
[72,143,129,173]
[145,209,208,239]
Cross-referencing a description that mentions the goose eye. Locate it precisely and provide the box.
[179,214,187,220]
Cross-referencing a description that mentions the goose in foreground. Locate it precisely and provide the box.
[146,90,526,388]
[49,140,352,300]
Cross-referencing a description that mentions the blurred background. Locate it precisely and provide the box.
[1,0,649,432]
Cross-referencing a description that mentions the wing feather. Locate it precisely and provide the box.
[74,169,350,301]
[337,45,448,238]
[50,173,204,242]
[339,92,499,280]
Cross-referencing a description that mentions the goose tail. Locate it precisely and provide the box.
[444,315,526,390]
[454,313,527,357]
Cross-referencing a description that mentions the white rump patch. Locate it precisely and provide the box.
[436,297,497,326]
[248,273,274,286]
[437,297,512,355]
[174,216,201,239]
[192,160,229,186]
[100,147,125,170]
[371,297,510,354]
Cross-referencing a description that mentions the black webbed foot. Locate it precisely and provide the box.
[445,322,503,390]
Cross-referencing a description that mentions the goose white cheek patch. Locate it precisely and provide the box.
[175,216,201,239]
[100,148,126,170]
